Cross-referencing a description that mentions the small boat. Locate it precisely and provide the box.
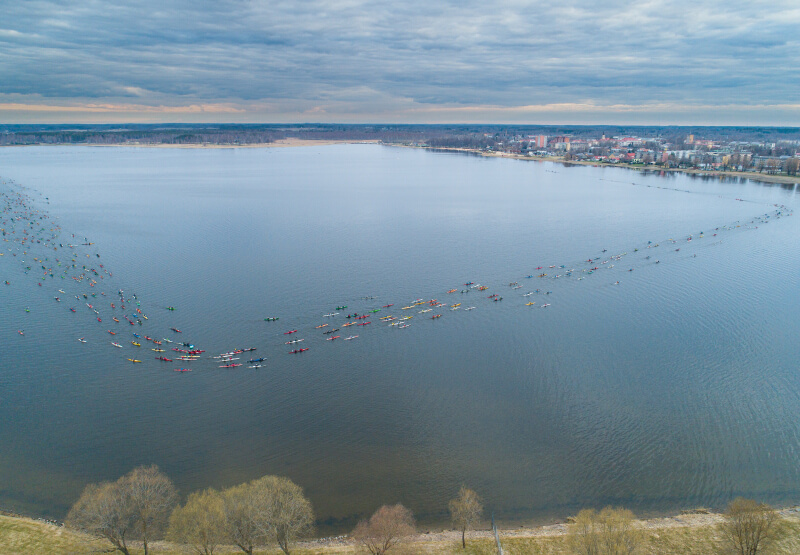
[526,302,535,306]
[284,330,298,335]
[336,306,347,310]
[286,339,304,344]
[152,348,165,352]
[97,317,102,322]
[431,314,442,319]
[132,341,141,347]
[127,359,142,363]
[344,335,358,340]
[17,330,24,336]
[382,304,394,308]
[167,306,176,311]
[171,328,181,333]
[369,308,380,313]
[541,303,550,308]
[419,309,432,313]
[323,312,338,317]
[219,363,242,368]
[465,307,476,310]
[78,337,87,343]
[162,338,173,343]
[357,321,371,326]
[248,364,263,368]
[107,330,116,335]
[326,335,340,341]
[156,356,173,362]
[289,348,309,354]
[111,342,122,348]
[323,328,339,334]
[343,322,355,327]
[242,347,256,352]
[264,317,279,321]
[113,317,119,322]
[70,308,76,312]
[451,303,461,308]
[173,368,191,372]
[133,333,140,338]
[248,358,265,364]
[316,324,329,329]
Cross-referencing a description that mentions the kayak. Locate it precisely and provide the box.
[127,359,142,363]
[286,339,305,344]
[111,342,122,348]
[156,356,173,362]
[173,368,191,372]
[131,341,141,346]
[289,348,309,354]
[431,314,442,319]
[326,336,340,341]
[344,335,358,340]
[78,337,87,343]
[264,317,279,321]
[284,330,298,335]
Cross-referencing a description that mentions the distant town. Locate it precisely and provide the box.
[3,123,800,178]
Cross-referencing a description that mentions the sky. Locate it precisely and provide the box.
[1,0,799,125]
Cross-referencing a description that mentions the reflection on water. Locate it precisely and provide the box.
[0,145,799,532]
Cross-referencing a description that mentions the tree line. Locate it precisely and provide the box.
[65,465,786,554]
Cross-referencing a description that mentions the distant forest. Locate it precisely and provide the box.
[2,123,800,147]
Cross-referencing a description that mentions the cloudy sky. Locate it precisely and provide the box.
[1,0,799,124]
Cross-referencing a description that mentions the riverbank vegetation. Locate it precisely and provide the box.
[4,465,798,554]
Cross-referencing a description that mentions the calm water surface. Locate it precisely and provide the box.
[0,145,799,530]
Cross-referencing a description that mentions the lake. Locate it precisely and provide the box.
[1,144,798,531]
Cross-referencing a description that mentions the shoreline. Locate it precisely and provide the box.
[0,138,379,149]
[3,505,799,554]
[4,139,798,187]
[413,145,800,186]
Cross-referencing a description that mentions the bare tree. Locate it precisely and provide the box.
[722,498,782,555]
[221,482,267,555]
[66,481,135,555]
[352,504,416,555]
[568,507,640,555]
[448,486,483,548]
[65,465,177,555]
[167,488,226,555]
[263,476,314,555]
[123,465,178,555]
[220,475,313,555]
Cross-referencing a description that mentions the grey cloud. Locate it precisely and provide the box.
[1,0,799,115]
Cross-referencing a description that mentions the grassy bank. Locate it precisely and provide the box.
[3,509,799,554]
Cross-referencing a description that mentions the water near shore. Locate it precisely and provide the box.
[1,145,799,531]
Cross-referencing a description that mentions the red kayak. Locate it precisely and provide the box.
[289,348,309,354]
[357,321,371,326]
[173,368,191,372]
[219,363,242,368]
[284,330,298,334]
[382,304,394,308]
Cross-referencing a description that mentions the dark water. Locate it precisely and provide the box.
[1,145,799,531]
